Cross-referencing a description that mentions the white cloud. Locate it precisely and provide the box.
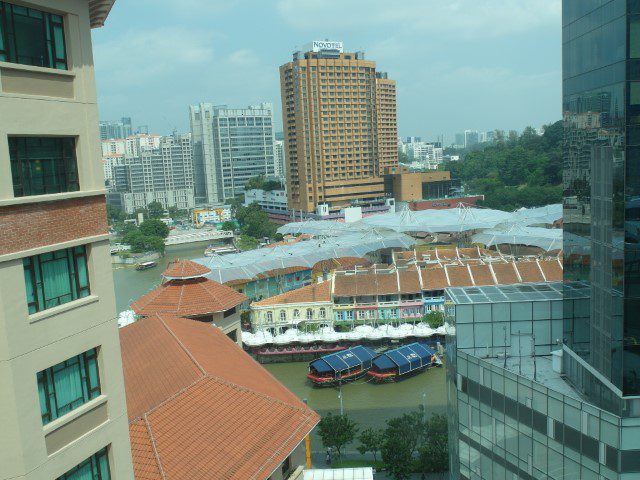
[277,0,560,38]
[93,27,215,87]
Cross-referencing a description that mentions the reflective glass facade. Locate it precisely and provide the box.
[563,0,640,397]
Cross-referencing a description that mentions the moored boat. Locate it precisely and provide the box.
[135,261,157,271]
[368,342,440,382]
[307,345,377,387]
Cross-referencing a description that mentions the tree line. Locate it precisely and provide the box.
[318,407,448,480]
[440,121,563,211]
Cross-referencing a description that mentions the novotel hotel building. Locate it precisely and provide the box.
[279,40,398,213]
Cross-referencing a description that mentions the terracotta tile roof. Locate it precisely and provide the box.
[421,267,449,290]
[312,257,371,275]
[398,269,421,293]
[333,272,399,296]
[255,265,310,279]
[435,249,457,261]
[163,260,211,279]
[224,278,251,287]
[131,278,248,317]
[539,259,563,281]
[446,265,474,287]
[515,261,546,283]
[491,262,521,285]
[468,264,496,286]
[457,247,481,259]
[252,281,332,307]
[121,315,319,480]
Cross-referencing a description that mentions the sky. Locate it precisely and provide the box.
[91,0,562,143]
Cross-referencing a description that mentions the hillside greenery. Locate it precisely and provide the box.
[440,121,563,210]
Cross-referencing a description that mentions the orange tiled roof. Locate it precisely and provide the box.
[255,265,310,279]
[163,259,211,279]
[539,259,563,281]
[312,257,371,275]
[131,277,248,317]
[333,271,399,296]
[491,262,521,285]
[121,315,319,480]
[446,265,474,287]
[252,281,332,307]
[398,270,421,293]
[421,267,449,290]
[516,261,546,283]
[468,264,496,286]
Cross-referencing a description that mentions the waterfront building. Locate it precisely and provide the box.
[130,260,246,344]
[279,41,398,213]
[120,312,319,479]
[191,206,233,226]
[107,132,194,213]
[0,1,135,478]
[189,102,276,204]
[250,252,563,333]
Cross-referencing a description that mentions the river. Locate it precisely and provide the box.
[112,245,448,450]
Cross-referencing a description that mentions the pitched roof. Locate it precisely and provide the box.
[121,315,319,480]
[255,265,310,279]
[539,259,563,281]
[446,265,474,287]
[516,261,546,283]
[490,262,521,285]
[312,257,371,275]
[252,281,332,307]
[163,260,211,279]
[333,271,399,296]
[131,277,248,317]
[468,264,495,286]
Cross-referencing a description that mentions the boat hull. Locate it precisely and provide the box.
[307,368,369,387]
[367,364,434,383]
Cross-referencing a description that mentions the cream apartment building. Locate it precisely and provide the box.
[0,1,134,479]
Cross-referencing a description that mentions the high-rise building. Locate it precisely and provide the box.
[108,133,195,213]
[190,102,276,204]
[464,129,479,148]
[274,139,286,180]
[99,116,133,140]
[279,41,398,213]
[0,1,134,479]
[446,2,640,479]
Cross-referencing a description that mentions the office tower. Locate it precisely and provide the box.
[99,116,134,140]
[190,102,276,204]
[0,1,134,479]
[455,132,465,147]
[279,41,398,213]
[108,133,195,213]
[464,129,479,148]
[274,139,286,180]
[446,2,640,479]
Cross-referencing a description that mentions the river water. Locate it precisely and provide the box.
[112,244,448,446]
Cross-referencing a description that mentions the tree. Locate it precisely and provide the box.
[236,202,277,239]
[424,311,444,329]
[221,221,236,232]
[106,205,125,225]
[143,235,166,254]
[139,219,170,239]
[317,413,358,458]
[385,408,427,458]
[417,414,449,474]
[245,175,267,191]
[357,428,384,462]
[237,234,259,251]
[147,201,165,219]
[381,430,414,480]
[398,149,410,164]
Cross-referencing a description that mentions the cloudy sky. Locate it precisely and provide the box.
[92,0,561,142]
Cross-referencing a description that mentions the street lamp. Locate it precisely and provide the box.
[338,384,344,416]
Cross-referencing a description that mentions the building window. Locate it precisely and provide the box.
[223,306,237,318]
[57,447,110,480]
[306,308,313,320]
[281,455,291,478]
[319,307,326,319]
[280,310,286,322]
[38,348,101,425]
[266,311,273,323]
[293,309,300,319]
[0,2,67,69]
[9,137,79,197]
[23,246,90,314]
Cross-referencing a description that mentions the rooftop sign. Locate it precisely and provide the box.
[312,40,343,53]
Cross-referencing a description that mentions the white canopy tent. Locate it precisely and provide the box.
[472,225,563,251]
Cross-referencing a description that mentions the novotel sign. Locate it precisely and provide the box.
[312,40,343,53]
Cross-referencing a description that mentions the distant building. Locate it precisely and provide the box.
[190,102,276,204]
[108,133,194,213]
[455,132,465,147]
[99,116,133,140]
[464,130,479,148]
[274,139,286,179]
[279,41,398,213]
[192,206,233,226]
[384,168,456,202]
[245,188,289,212]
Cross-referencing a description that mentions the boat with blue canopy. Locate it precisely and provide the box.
[368,342,440,382]
[307,345,377,387]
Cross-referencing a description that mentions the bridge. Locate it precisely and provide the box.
[165,229,234,246]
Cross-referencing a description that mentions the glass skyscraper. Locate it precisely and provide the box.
[563,0,640,407]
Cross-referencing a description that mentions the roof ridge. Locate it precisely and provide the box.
[158,315,207,375]
[130,376,206,423]
[144,413,168,480]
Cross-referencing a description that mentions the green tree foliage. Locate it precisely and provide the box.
[106,205,126,225]
[122,229,165,254]
[385,408,427,458]
[167,206,187,219]
[357,428,385,462]
[398,149,411,164]
[220,221,236,232]
[237,234,259,251]
[245,175,282,191]
[417,414,449,473]
[381,430,414,480]
[424,311,444,329]
[235,202,277,239]
[139,219,170,239]
[440,121,562,210]
[147,201,165,219]
[317,413,359,458]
